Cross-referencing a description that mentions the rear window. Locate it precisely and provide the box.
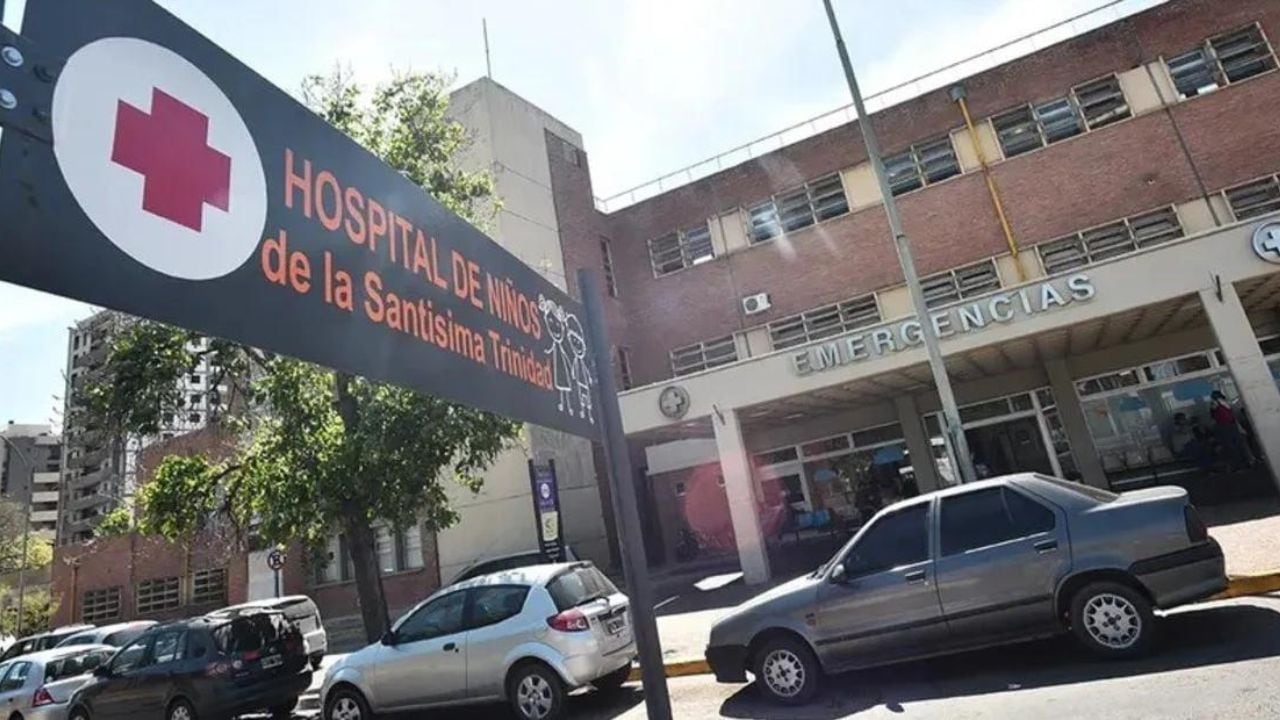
[547,567,619,612]
[212,613,290,653]
[45,650,110,682]
[1039,476,1118,503]
[59,633,96,646]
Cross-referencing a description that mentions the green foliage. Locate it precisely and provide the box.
[94,507,134,539]
[0,501,52,573]
[81,321,195,438]
[0,588,57,637]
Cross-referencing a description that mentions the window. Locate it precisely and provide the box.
[616,347,633,390]
[46,649,111,682]
[1167,24,1277,99]
[547,566,619,611]
[670,335,738,376]
[1225,175,1280,220]
[0,662,29,692]
[648,223,714,276]
[920,260,1001,308]
[768,294,880,350]
[212,613,289,653]
[136,577,180,614]
[754,447,799,466]
[467,586,530,629]
[151,630,185,665]
[375,524,396,574]
[1074,76,1130,130]
[673,481,687,497]
[747,174,849,243]
[397,591,467,643]
[600,238,618,297]
[317,534,342,584]
[111,638,149,675]
[81,586,121,624]
[189,393,202,407]
[844,504,929,577]
[189,373,201,385]
[992,106,1042,158]
[401,523,424,570]
[561,139,580,166]
[1038,206,1183,275]
[188,413,201,424]
[885,137,961,196]
[940,487,1055,556]
[191,568,227,606]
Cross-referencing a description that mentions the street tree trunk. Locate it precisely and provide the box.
[334,372,391,643]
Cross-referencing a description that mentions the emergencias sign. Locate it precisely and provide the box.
[792,273,1096,377]
[0,0,597,437]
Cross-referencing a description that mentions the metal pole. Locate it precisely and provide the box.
[1,435,33,637]
[821,0,975,484]
[579,269,672,720]
[482,18,492,79]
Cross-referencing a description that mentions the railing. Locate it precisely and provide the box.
[593,0,1167,214]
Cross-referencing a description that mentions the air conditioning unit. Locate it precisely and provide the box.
[741,292,772,316]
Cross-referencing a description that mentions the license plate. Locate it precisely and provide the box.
[261,654,283,669]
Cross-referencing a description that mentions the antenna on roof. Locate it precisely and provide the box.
[483,18,492,79]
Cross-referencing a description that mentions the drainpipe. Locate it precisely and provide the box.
[948,85,1026,282]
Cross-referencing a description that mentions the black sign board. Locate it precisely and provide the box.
[0,0,598,438]
[528,460,564,562]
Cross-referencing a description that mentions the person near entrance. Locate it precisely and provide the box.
[1210,391,1253,471]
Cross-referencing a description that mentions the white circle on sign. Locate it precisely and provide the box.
[540,482,552,500]
[1252,222,1280,265]
[52,37,267,280]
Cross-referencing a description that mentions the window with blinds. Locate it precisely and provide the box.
[921,260,1002,308]
[670,336,738,376]
[1038,207,1184,275]
[648,224,715,276]
[768,294,881,350]
[747,174,849,243]
[82,587,122,624]
[136,577,181,614]
[884,137,961,196]
[992,75,1131,159]
[1167,23,1277,99]
[1225,175,1280,220]
[191,568,227,606]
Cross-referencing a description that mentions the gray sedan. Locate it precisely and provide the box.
[706,474,1228,704]
[0,645,116,720]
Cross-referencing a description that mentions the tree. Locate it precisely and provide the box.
[0,588,57,638]
[94,507,134,538]
[0,500,52,573]
[85,69,521,643]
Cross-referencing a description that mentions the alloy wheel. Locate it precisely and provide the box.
[762,648,807,699]
[169,703,193,720]
[330,696,363,720]
[1083,592,1142,649]
[517,673,555,719]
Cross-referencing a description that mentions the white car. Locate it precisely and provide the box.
[0,644,115,720]
[322,562,635,720]
[211,595,327,669]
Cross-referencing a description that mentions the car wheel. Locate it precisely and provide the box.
[1070,580,1155,658]
[68,708,90,720]
[508,662,566,720]
[592,664,632,693]
[325,686,372,720]
[166,698,197,720]
[269,696,299,719]
[752,634,820,705]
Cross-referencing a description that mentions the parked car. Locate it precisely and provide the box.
[0,645,116,720]
[323,562,635,720]
[211,595,327,669]
[705,474,1228,704]
[1,626,95,662]
[67,610,311,720]
[449,546,580,585]
[56,621,157,649]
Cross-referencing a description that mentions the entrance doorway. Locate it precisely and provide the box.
[966,416,1054,478]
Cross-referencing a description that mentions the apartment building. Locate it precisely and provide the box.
[0,423,61,537]
[542,0,1280,581]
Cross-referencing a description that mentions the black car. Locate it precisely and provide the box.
[67,610,311,720]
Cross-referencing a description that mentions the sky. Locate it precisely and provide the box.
[0,0,1151,429]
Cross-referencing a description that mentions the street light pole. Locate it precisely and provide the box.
[0,435,33,637]
[821,0,976,485]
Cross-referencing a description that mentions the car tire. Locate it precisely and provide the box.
[269,696,298,719]
[592,664,632,693]
[68,708,90,720]
[166,698,197,720]
[508,662,566,720]
[1070,580,1155,658]
[752,634,821,705]
[324,686,372,720]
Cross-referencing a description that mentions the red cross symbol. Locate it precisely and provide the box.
[111,88,231,232]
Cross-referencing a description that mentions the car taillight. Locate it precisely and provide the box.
[32,686,54,707]
[243,649,262,662]
[547,609,590,632]
[1185,505,1208,542]
[205,661,234,678]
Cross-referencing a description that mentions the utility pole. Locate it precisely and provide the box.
[821,0,975,484]
[0,434,34,637]
[482,18,492,79]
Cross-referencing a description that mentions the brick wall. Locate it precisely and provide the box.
[591,0,1280,387]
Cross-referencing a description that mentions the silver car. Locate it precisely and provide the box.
[0,645,116,720]
[322,562,635,720]
[55,622,157,649]
[706,474,1228,704]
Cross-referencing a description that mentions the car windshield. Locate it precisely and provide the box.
[1039,476,1118,503]
[212,613,287,653]
[547,566,618,611]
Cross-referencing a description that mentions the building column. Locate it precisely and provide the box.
[1045,358,1108,489]
[895,395,940,493]
[1199,284,1280,491]
[712,408,771,585]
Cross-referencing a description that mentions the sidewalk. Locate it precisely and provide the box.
[648,495,1280,665]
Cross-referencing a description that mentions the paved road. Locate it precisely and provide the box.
[280,595,1280,719]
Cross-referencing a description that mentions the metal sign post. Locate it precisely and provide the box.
[528,459,564,562]
[580,269,672,720]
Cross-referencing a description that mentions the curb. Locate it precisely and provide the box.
[631,571,1280,682]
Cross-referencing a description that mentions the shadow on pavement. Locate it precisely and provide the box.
[382,686,645,720]
[654,539,839,617]
[1199,495,1280,526]
[718,601,1280,719]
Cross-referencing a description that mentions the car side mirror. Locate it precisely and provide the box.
[830,564,848,584]
[380,631,397,646]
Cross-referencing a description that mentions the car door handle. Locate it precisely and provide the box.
[442,642,458,653]
[1033,539,1059,554]
[903,569,927,583]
